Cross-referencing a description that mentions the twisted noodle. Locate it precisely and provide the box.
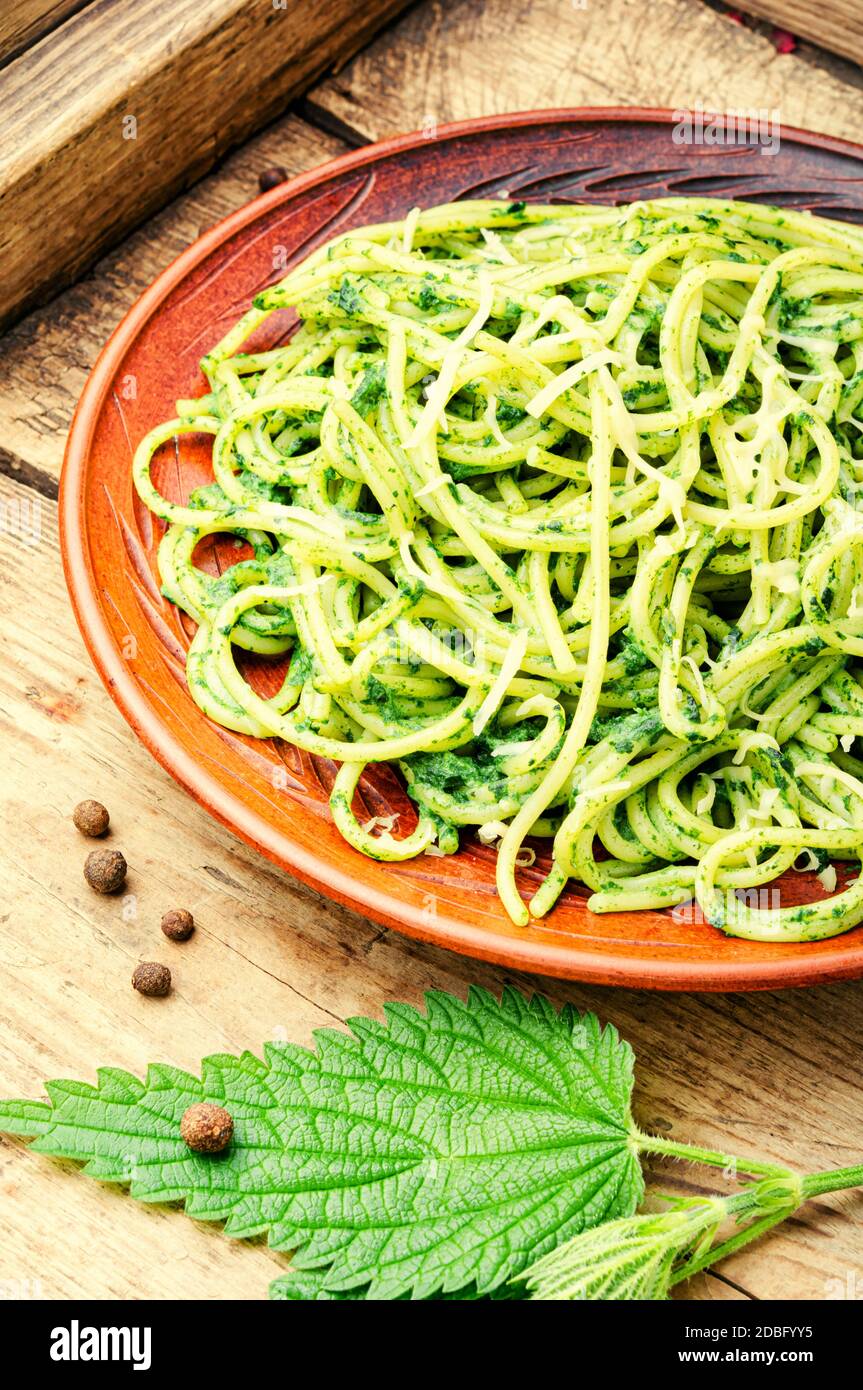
[133,197,863,942]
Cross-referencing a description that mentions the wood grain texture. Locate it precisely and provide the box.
[0,0,862,1301]
[736,0,863,67]
[308,0,863,147]
[0,113,346,483]
[0,0,409,329]
[0,0,91,65]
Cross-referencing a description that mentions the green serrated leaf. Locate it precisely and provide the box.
[0,986,642,1300]
[269,1268,523,1300]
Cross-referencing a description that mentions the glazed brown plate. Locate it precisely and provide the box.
[62,109,863,990]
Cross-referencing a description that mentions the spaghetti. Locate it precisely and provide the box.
[133,197,863,942]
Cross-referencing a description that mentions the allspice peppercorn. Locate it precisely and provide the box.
[180,1102,234,1154]
[132,961,172,997]
[73,799,110,837]
[84,848,127,894]
[161,908,194,942]
[258,165,288,193]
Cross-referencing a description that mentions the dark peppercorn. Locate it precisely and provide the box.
[161,908,195,942]
[181,1102,234,1154]
[73,799,110,837]
[84,848,127,893]
[132,961,171,997]
[258,165,288,193]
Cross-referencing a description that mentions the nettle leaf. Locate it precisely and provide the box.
[269,1268,522,1300]
[0,987,641,1300]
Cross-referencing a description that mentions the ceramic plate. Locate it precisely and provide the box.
[62,109,863,989]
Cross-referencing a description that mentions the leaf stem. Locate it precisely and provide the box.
[670,1162,863,1288]
[801,1162,863,1199]
[632,1129,793,1178]
[669,1207,791,1287]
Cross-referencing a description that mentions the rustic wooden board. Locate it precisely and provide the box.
[0,0,410,330]
[0,113,346,489]
[737,0,863,68]
[1,0,863,1301]
[307,0,863,147]
[0,0,90,65]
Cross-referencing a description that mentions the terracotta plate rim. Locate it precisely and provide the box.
[61,106,863,991]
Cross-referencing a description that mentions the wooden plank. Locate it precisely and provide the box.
[737,0,863,68]
[0,1,91,66]
[306,0,863,147]
[0,0,410,330]
[0,112,347,484]
[1,476,862,1299]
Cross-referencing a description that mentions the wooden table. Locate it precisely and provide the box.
[1,0,862,1302]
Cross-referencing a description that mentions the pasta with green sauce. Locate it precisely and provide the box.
[133,196,863,943]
